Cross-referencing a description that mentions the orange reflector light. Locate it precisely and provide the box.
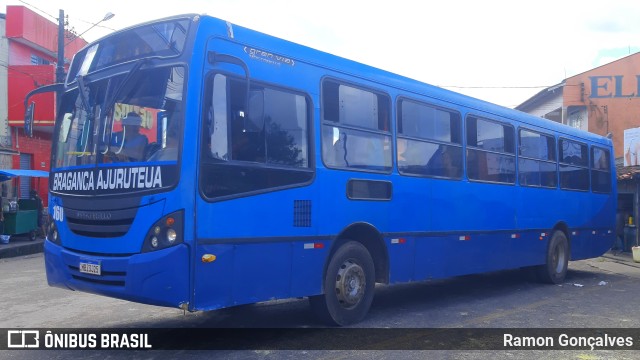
[202,254,216,263]
[314,243,324,249]
[166,217,175,226]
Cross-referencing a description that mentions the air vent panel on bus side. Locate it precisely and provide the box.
[293,200,312,227]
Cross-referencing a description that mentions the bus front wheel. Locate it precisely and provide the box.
[310,241,375,326]
[536,230,569,284]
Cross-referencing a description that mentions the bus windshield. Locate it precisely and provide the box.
[67,19,189,80]
[51,65,184,191]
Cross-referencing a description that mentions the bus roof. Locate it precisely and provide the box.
[87,13,611,147]
[203,15,609,146]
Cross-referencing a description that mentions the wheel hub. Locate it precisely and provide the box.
[552,242,566,274]
[335,259,366,308]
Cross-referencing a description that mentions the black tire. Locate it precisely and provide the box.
[309,241,375,326]
[536,230,569,284]
[28,230,37,241]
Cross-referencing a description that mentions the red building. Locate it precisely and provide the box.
[1,6,87,205]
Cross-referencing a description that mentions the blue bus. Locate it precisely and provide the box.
[25,14,616,326]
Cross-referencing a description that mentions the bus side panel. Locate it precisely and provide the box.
[454,183,517,233]
[409,233,512,281]
[446,233,509,276]
[193,242,291,309]
[514,186,555,267]
[192,184,328,310]
[193,240,327,310]
[386,237,417,283]
[230,243,291,304]
[290,240,327,297]
[571,193,616,260]
[412,236,447,281]
[508,231,547,268]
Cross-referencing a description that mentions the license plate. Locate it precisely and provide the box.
[79,260,101,276]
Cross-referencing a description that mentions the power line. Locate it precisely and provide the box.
[0,63,54,87]
[17,0,58,21]
[72,17,116,32]
[439,84,581,90]
[439,85,552,89]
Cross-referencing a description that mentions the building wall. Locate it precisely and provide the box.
[0,16,8,143]
[12,129,50,206]
[2,6,87,205]
[564,53,640,159]
[8,41,54,65]
[521,91,564,118]
[7,65,55,123]
[5,6,86,57]
[0,16,15,200]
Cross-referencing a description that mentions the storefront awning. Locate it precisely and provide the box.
[0,169,49,182]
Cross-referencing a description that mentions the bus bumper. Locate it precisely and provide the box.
[44,240,190,308]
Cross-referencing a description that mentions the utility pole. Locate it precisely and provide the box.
[56,9,65,84]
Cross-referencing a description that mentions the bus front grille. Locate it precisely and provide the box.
[68,265,126,287]
[65,207,138,238]
[71,274,126,287]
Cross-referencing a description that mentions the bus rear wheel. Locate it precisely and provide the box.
[536,230,569,284]
[310,241,375,326]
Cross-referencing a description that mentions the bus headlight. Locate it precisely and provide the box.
[142,210,184,253]
[167,229,177,244]
[47,221,61,245]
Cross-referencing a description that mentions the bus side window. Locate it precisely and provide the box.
[321,79,391,172]
[333,130,348,167]
[443,146,462,178]
[209,74,229,160]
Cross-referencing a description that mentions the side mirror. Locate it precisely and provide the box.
[245,90,264,132]
[23,83,65,138]
[24,102,35,138]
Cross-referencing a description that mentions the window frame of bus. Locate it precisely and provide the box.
[320,77,392,174]
[465,115,516,185]
[517,127,558,189]
[395,97,463,180]
[590,145,612,194]
[558,137,590,192]
[199,72,315,201]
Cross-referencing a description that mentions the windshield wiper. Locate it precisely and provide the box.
[76,75,93,157]
[98,60,147,156]
[76,75,91,114]
[103,59,147,116]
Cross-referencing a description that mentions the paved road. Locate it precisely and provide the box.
[1,253,639,359]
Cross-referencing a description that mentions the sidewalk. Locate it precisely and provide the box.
[599,249,640,268]
[0,235,45,259]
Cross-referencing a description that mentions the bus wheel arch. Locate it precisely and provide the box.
[552,222,571,257]
[328,222,389,284]
[310,223,388,326]
[536,225,570,284]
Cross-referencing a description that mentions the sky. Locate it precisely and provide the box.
[4,0,640,108]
